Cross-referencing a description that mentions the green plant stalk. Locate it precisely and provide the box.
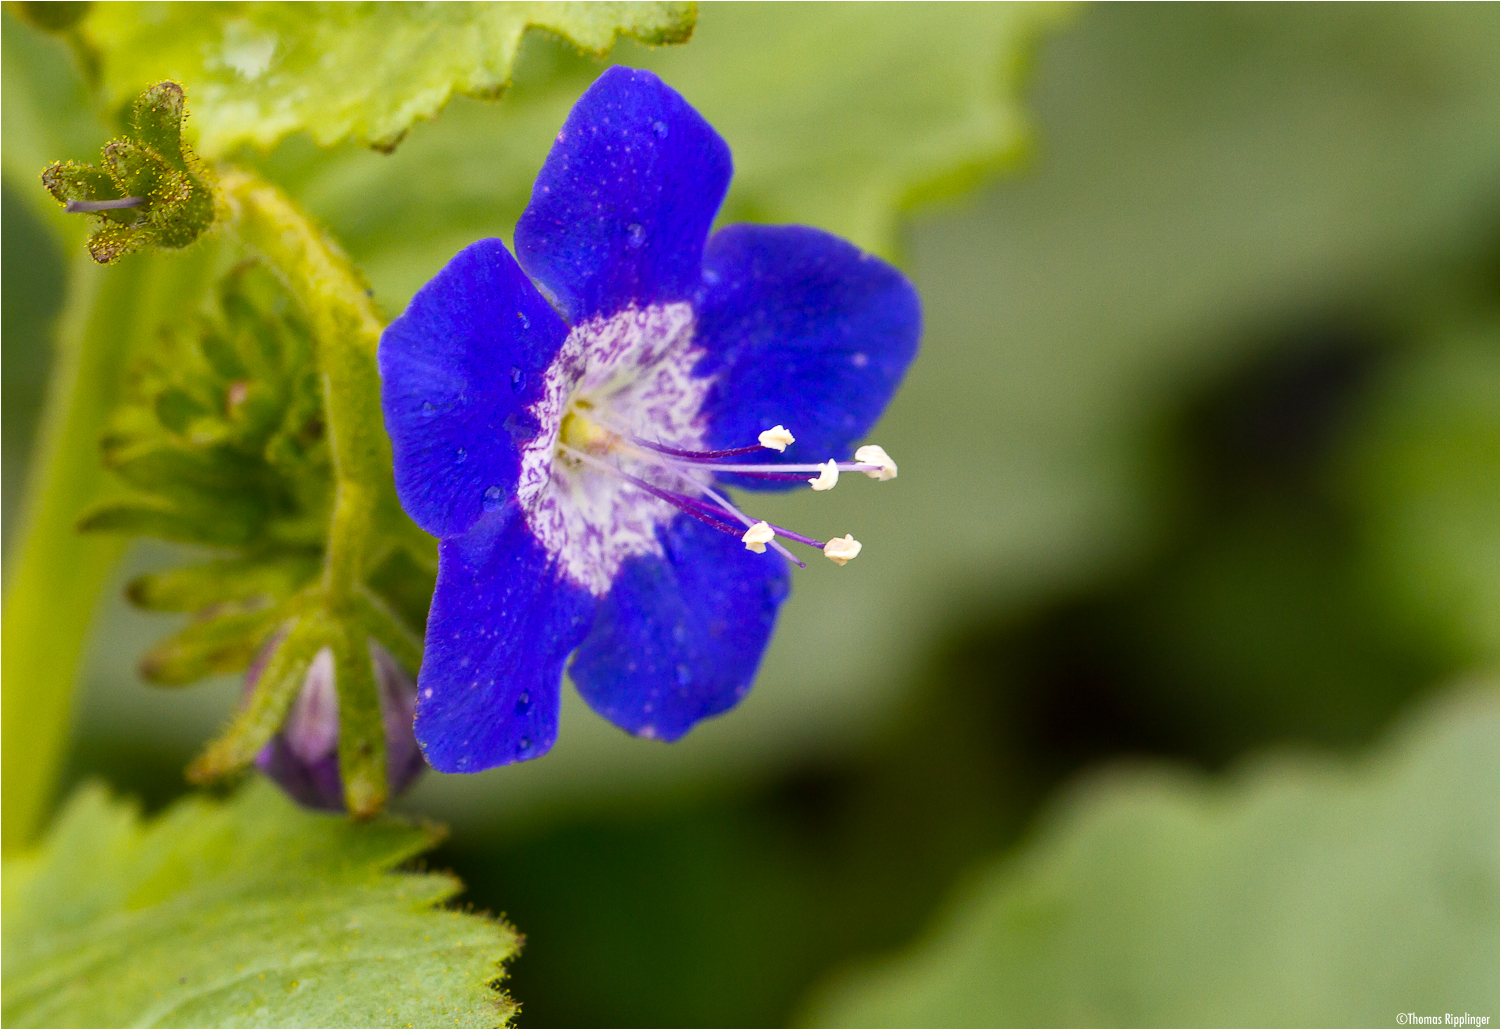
[1,244,218,852]
[220,167,401,814]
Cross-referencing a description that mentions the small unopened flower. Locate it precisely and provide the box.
[379,67,920,772]
[253,642,425,811]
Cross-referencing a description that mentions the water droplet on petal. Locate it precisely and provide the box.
[652,120,669,139]
[421,401,435,414]
[514,690,530,715]
[675,663,692,686]
[510,365,524,392]
[482,485,504,512]
[671,623,687,644]
[519,737,532,752]
[626,223,646,249]
[518,311,530,329]
[702,269,720,285]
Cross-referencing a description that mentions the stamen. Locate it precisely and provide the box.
[65,196,146,213]
[823,535,862,565]
[759,522,825,550]
[578,407,765,460]
[693,482,807,568]
[630,439,765,460]
[715,470,810,482]
[853,445,898,481]
[560,444,742,536]
[758,425,795,451]
[741,521,775,553]
[653,460,884,475]
[809,460,839,491]
[554,410,884,572]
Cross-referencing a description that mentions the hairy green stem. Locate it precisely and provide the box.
[220,167,404,814]
[220,168,393,601]
[2,244,218,852]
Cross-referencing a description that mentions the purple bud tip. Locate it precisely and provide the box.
[252,641,426,812]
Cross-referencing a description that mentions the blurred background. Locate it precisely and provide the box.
[4,3,1497,1026]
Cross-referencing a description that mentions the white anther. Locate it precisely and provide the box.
[758,425,795,452]
[808,459,839,491]
[741,521,775,554]
[823,534,862,565]
[854,444,898,481]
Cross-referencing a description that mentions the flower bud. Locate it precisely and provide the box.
[250,641,425,811]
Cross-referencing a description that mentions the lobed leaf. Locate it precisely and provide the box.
[83,1,697,156]
[2,780,520,1028]
[805,687,1500,1027]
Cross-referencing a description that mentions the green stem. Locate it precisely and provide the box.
[220,169,392,603]
[1,243,219,852]
[219,167,401,815]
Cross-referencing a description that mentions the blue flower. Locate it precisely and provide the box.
[378,67,921,773]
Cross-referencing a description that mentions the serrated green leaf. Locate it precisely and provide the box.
[84,1,696,156]
[2,780,519,1028]
[805,687,1500,1027]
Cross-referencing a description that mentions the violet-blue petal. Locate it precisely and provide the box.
[694,224,922,490]
[515,66,732,323]
[415,502,597,772]
[570,513,790,742]
[379,238,569,539]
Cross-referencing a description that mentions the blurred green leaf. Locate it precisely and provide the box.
[806,687,1499,1027]
[1338,327,1499,669]
[0,10,109,236]
[84,1,696,155]
[2,780,519,1028]
[258,1,1070,308]
[637,2,1069,256]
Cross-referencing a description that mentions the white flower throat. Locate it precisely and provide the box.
[517,305,896,596]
